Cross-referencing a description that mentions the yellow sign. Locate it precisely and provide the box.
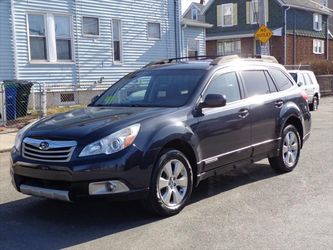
[255,25,273,44]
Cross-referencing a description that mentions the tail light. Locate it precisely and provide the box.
[301,90,308,102]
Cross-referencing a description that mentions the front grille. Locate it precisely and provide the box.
[22,137,77,163]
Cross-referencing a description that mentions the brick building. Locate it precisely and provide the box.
[202,0,333,65]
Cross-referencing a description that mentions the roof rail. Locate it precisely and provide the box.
[210,55,240,65]
[142,55,217,68]
[210,54,279,66]
[253,55,279,64]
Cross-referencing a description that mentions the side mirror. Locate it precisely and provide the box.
[88,95,100,106]
[200,94,227,109]
[297,82,303,87]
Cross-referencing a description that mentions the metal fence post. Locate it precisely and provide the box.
[41,82,47,117]
[31,83,36,111]
[0,82,6,126]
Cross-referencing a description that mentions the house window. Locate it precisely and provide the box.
[313,39,325,54]
[83,17,99,36]
[55,15,72,60]
[112,19,122,62]
[250,0,259,24]
[192,8,198,20]
[313,13,322,31]
[217,40,241,56]
[187,39,199,57]
[147,22,161,39]
[28,14,47,60]
[28,13,73,62]
[222,4,233,27]
[60,93,75,103]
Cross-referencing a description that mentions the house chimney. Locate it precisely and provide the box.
[200,0,205,5]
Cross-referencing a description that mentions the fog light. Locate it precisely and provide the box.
[89,180,130,195]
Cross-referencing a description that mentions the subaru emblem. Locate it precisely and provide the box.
[39,141,49,150]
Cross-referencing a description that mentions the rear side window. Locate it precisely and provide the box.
[204,72,241,103]
[270,69,294,91]
[241,71,270,97]
[290,73,297,82]
[265,71,278,93]
[304,73,313,85]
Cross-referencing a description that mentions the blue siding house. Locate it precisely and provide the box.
[0,0,182,87]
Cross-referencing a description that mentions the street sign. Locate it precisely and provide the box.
[255,25,273,44]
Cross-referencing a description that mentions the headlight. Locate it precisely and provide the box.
[79,124,140,157]
[14,120,39,152]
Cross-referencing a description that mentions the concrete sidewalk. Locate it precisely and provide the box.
[0,132,16,153]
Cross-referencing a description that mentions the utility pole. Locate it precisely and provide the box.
[258,0,270,55]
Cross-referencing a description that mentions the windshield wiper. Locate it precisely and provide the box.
[93,104,108,107]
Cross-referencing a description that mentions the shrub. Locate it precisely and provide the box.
[310,60,333,75]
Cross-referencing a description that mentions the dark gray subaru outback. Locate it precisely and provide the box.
[11,55,311,216]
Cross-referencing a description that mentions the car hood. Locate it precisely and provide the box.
[25,106,175,141]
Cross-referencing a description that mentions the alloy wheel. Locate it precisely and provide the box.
[157,159,188,207]
[282,131,299,168]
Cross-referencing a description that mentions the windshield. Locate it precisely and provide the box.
[94,69,206,107]
[290,73,297,82]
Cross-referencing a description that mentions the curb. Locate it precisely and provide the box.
[0,148,12,153]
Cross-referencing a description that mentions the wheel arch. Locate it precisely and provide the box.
[314,92,319,104]
[281,115,304,147]
[158,139,199,187]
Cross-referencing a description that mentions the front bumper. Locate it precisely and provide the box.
[10,146,151,201]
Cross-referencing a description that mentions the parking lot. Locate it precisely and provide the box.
[0,97,332,250]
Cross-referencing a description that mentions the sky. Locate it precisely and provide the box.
[182,0,202,13]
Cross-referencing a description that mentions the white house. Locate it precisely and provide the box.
[182,2,212,57]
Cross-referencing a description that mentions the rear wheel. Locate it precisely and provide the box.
[269,125,301,173]
[145,149,193,217]
[309,95,318,111]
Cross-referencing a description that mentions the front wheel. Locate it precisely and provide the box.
[269,125,301,173]
[145,149,193,217]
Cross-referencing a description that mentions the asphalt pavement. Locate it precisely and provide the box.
[0,97,332,250]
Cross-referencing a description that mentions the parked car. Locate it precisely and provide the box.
[288,70,320,111]
[11,55,311,216]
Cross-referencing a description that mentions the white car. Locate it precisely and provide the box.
[288,70,321,111]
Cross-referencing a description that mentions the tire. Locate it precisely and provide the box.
[145,149,193,217]
[269,125,301,173]
[310,95,318,111]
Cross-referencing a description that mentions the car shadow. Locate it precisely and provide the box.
[190,163,276,204]
[0,163,277,249]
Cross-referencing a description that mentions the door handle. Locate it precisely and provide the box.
[238,109,249,118]
[275,100,284,108]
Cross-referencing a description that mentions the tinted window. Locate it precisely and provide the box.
[270,69,294,91]
[265,71,278,93]
[204,72,241,103]
[94,69,205,107]
[242,71,270,97]
[290,73,297,82]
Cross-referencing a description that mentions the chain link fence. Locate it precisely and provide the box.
[0,81,108,130]
[43,83,105,110]
[0,81,47,129]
